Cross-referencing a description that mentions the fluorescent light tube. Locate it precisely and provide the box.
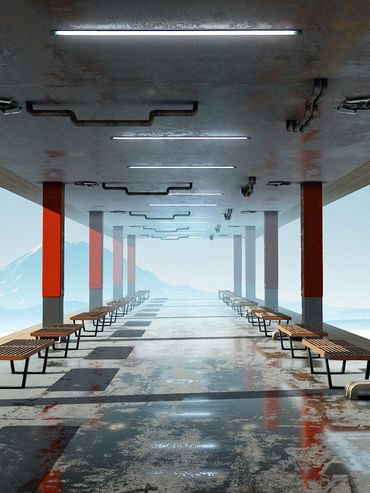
[159,221,210,224]
[149,204,217,207]
[112,136,249,140]
[52,29,301,37]
[169,192,223,196]
[128,165,235,169]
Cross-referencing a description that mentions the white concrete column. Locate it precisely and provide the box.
[233,235,242,296]
[245,226,256,300]
[264,211,278,310]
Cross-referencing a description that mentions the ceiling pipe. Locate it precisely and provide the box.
[286,78,327,133]
[102,182,192,195]
[26,101,198,127]
[143,226,190,232]
[129,211,191,220]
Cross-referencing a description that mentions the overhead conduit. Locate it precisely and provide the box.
[26,101,198,127]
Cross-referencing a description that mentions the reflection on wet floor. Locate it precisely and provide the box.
[0,298,369,492]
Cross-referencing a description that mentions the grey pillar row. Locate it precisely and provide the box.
[264,211,278,310]
[233,235,242,297]
[127,235,136,296]
[245,226,256,301]
[113,226,124,300]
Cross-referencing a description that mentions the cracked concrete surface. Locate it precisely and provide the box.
[0,298,369,492]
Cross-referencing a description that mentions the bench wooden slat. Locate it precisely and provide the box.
[255,311,291,321]
[30,325,83,338]
[303,339,370,360]
[277,323,327,338]
[0,339,54,360]
[70,312,105,321]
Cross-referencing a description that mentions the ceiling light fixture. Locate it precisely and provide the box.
[74,181,99,187]
[266,180,291,188]
[52,29,301,37]
[169,192,223,196]
[112,136,249,140]
[128,165,235,169]
[159,221,210,224]
[0,98,22,115]
[149,203,217,207]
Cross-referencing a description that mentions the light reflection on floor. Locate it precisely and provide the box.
[0,298,369,492]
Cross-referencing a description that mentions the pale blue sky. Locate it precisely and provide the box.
[0,184,368,308]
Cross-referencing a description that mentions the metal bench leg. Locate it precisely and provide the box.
[307,348,315,374]
[288,338,315,359]
[64,336,70,358]
[308,350,347,387]
[76,329,81,349]
[279,331,288,351]
[325,358,333,389]
[324,359,346,389]
[21,359,30,388]
[41,347,49,372]
[365,361,370,380]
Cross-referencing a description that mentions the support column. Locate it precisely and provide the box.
[127,235,136,296]
[245,226,256,300]
[233,235,242,296]
[264,211,278,310]
[113,226,124,299]
[42,182,65,325]
[301,182,323,329]
[89,211,103,309]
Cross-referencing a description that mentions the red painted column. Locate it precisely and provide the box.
[113,226,124,299]
[89,211,103,309]
[301,182,323,329]
[42,182,65,325]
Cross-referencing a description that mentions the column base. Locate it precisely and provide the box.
[246,284,256,301]
[127,283,136,296]
[113,284,123,300]
[43,297,64,325]
[90,288,103,309]
[265,288,278,311]
[302,297,323,330]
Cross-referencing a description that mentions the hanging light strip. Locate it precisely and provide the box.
[52,29,301,37]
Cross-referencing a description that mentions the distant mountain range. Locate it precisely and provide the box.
[0,243,368,337]
[0,242,214,334]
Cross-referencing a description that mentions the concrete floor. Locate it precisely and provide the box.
[0,298,369,492]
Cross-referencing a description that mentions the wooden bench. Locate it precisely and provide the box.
[30,324,84,358]
[254,311,291,336]
[0,339,54,389]
[93,306,117,325]
[107,299,130,318]
[234,299,257,316]
[302,338,370,389]
[246,305,270,325]
[276,323,328,358]
[70,311,109,337]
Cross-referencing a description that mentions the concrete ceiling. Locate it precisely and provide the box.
[1,0,370,238]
